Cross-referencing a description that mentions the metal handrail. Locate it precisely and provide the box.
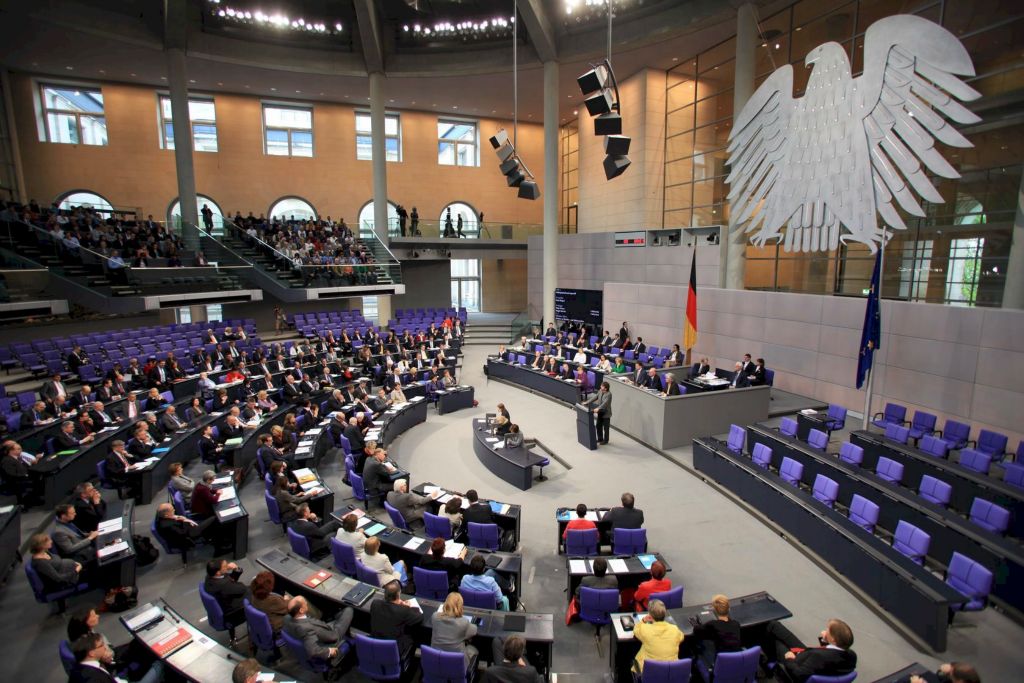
[187,221,255,267]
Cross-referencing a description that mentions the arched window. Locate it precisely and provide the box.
[168,194,223,232]
[358,200,398,238]
[56,190,113,215]
[439,202,479,238]
[268,196,318,223]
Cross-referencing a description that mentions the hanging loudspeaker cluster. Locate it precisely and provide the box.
[489,129,540,200]
[578,60,630,180]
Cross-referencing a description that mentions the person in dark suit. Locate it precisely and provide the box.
[290,503,341,556]
[40,373,68,405]
[218,415,244,443]
[203,559,246,629]
[666,344,684,366]
[370,580,424,660]
[146,359,170,389]
[691,357,712,378]
[749,358,767,386]
[87,401,119,429]
[634,338,647,355]
[94,380,116,404]
[603,492,645,530]
[480,636,545,683]
[72,483,107,533]
[127,423,157,459]
[158,405,187,434]
[740,354,757,376]
[584,381,613,445]
[56,420,94,450]
[104,440,135,491]
[661,372,682,397]
[729,362,750,388]
[197,425,223,466]
[617,322,629,347]
[762,618,856,683]
[640,367,659,390]
[282,374,303,404]
[284,596,355,669]
[362,449,395,501]
[344,417,366,454]
[20,400,51,430]
[419,536,467,591]
[66,345,88,375]
[325,389,347,414]
[69,385,93,410]
[69,632,164,683]
[52,504,98,563]
[908,663,981,683]
[142,388,165,412]
[462,489,495,527]
[154,503,214,551]
[689,594,743,669]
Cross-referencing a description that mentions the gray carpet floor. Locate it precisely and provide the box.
[2,345,1021,682]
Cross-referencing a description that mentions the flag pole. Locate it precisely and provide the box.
[862,237,886,429]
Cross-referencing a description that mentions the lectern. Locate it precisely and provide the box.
[576,403,597,451]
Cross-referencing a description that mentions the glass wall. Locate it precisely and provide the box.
[663,0,1022,306]
[560,120,579,233]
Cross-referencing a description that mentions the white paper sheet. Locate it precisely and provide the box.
[607,558,629,574]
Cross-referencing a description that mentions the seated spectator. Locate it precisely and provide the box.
[289,503,341,557]
[575,557,618,599]
[909,662,981,683]
[762,618,857,683]
[284,595,354,670]
[369,580,423,661]
[431,592,479,669]
[69,632,164,683]
[203,559,246,629]
[689,594,742,669]
[632,599,684,673]
[420,536,467,591]
[633,561,671,611]
[154,503,215,552]
[335,513,367,559]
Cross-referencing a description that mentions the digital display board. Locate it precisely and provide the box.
[554,288,603,326]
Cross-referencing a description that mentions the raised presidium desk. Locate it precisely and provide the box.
[605,371,771,450]
[484,357,589,404]
[849,429,1024,538]
[120,599,289,682]
[472,417,548,491]
[692,436,964,652]
[746,424,1024,619]
[330,504,524,606]
[413,481,522,546]
[256,548,555,678]
[608,592,792,682]
[565,554,671,600]
[435,384,476,415]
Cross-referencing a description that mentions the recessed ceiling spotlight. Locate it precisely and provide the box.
[66,66,74,70]
[189,79,196,84]
[99,69,106,74]
[270,87,277,91]
[160,76,167,80]
[244,85,250,88]
[130,72,136,76]
[672,57,679,62]
[217,82,223,86]
[295,90,301,93]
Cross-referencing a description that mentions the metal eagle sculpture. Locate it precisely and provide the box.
[726,15,981,253]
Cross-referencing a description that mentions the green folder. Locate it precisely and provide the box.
[56,449,79,456]
[224,437,243,447]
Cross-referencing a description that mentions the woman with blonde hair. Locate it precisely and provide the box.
[430,592,479,668]
[633,599,684,672]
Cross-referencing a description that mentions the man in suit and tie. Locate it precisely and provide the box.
[285,596,355,669]
[40,372,68,406]
[218,414,245,444]
[691,357,712,378]
[20,400,53,430]
[344,417,366,456]
[56,419,94,450]
[70,632,165,683]
[325,389,347,414]
[370,580,424,661]
[749,358,767,386]
[730,362,751,388]
[154,503,215,551]
[94,379,117,403]
[87,401,120,429]
[52,504,98,563]
[72,483,107,533]
[69,385,93,410]
[66,345,87,376]
[282,374,303,404]
[147,359,169,389]
[362,449,397,503]
[120,392,141,420]
[629,362,645,386]
[159,405,187,434]
[584,381,613,445]
[634,337,647,355]
[203,559,247,630]
[740,354,757,377]
[602,492,645,530]
[763,618,857,682]
[290,503,341,556]
[641,367,660,390]
[104,440,136,492]
[386,479,439,527]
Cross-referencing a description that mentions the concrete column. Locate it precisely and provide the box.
[542,61,559,326]
[188,305,209,323]
[376,295,393,326]
[1002,177,1024,309]
[724,3,757,290]
[369,71,389,244]
[1,70,27,204]
[166,47,198,246]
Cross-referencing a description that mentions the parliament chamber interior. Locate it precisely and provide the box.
[0,1,1022,682]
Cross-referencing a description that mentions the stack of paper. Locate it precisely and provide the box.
[403,537,424,550]
[443,540,465,559]
[212,476,233,486]
[97,518,123,534]
[569,559,588,573]
[423,486,443,496]
[305,428,322,435]
[607,558,629,574]
[219,506,242,517]
[218,486,237,501]
[97,541,129,558]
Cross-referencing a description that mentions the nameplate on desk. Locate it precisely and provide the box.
[97,540,130,558]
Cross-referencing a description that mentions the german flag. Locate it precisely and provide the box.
[684,249,698,351]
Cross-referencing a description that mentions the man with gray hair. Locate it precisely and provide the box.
[661,372,681,397]
[730,362,750,389]
[386,479,439,528]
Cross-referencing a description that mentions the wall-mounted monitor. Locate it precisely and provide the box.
[554,288,603,326]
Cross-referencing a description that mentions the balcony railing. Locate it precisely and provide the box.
[361,219,544,241]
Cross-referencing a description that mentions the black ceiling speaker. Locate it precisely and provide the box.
[594,112,622,136]
[577,65,609,95]
[499,157,520,176]
[604,154,631,180]
[518,181,540,200]
[505,166,526,187]
[604,134,631,156]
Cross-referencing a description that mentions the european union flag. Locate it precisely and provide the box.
[856,249,883,389]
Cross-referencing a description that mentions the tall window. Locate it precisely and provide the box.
[440,202,479,238]
[899,240,933,301]
[57,191,113,214]
[159,96,218,152]
[263,105,313,157]
[560,121,579,233]
[451,259,481,312]
[355,112,401,161]
[39,84,107,145]
[945,238,985,306]
[437,120,478,166]
[358,200,399,238]
[169,194,223,232]
[268,197,317,223]
[362,297,379,321]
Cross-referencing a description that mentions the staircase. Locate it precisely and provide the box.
[462,312,521,346]
[0,238,142,297]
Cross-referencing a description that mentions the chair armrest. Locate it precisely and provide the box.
[872,412,884,420]
[966,439,977,448]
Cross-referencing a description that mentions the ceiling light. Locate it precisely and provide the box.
[65,66,74,70]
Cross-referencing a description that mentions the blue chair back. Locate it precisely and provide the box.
[751,442,772,469]
[356,560,381,587]
[946,552,994,611]
[264,491,283,525]
[763,369,775,386]
[421,644,470,683]
[779,457,804,487]
[779,418,798,437]
[977,430,1008,459]
[959,448,991,475]
[330,538,358,576]
[351,472,368,505]
[648,585,683,609]
[171,489,188,516]
[96,460,114,489]
[892,520,931,565]
[58,640,76,674]
[460,586,498,609]
[355,634,404,681]
[579,587,620,626]
[384,501,409,530]
[875,403,906,428]
[941,420,971,450]
[281,628,331,675]
[812,474,839,508]
[918,475,953,507]
[875,456,904,484]
[884,423,910,444]
[424,512,453,541]
[150,519,178,557]
[707,646,761,683]
[969,498,1011,534]
[566,528,599,556]
[726,424,745,454]
[287,527,312,559]
[839,442,863,466]
[1002,462,1024,490]
[825,404,847,431]
[807,674,857,683]
[244,600,279,653]
[199,584,228,632]
[849,495,879,533]
[807,429,828,451]
[413,568,450,600]
[919,435,948,458]
[612,527,647,554]
[467,522,500,550]
[908,411,937,439]
[642,658,693,683]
